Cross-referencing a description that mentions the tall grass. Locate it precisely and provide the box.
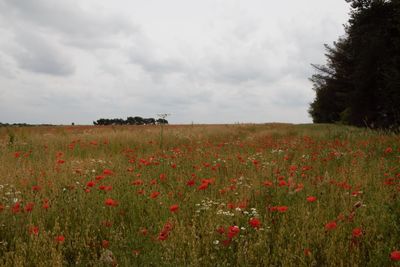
[0,124,399,266]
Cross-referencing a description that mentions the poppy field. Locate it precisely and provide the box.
[0,123,399,266]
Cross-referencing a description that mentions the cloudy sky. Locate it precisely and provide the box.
[0,0,350,124]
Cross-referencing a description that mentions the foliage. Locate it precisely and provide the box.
[93,117,168,126]
[309,0,400,130]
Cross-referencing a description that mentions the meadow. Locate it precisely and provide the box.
[0,123,399,266]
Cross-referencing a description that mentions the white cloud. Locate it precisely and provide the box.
[0,0,350,124]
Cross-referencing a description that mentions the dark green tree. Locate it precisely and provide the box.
[309,0,400,129]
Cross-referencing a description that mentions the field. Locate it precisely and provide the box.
[0,123,399,266]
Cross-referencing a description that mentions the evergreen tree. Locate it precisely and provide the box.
[309,0,400,129]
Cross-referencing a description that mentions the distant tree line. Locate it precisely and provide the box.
[0,122,54,127]
[309,0,400,130]
[93,116,168,126]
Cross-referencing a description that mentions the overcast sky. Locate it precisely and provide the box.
[0,0,350,124]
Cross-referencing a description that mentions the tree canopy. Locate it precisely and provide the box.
[309,0,400,130]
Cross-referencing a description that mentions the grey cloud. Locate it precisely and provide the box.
[1,0,138,49]
[10,29,74,76]
[130,52,185,75]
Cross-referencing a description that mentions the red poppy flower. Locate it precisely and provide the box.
[86,181,96,187]
[216,226,225,234]
[197,183,209,190]
[29,226,39,236]
[158,221,173,241]
[103,169,114,175]
[131,179,143,186]
[277,206,288,213]
[105,198,118,207]
[55,235,65,243]
[263,180,273,187]
[150,191,160,199]
[159,173,167,181]
[12,202,20,214]
[25,202,35,212]
[227,226,240,239]
[102,240,110,248]
[325,221,337,231]
[186,179,195,186]
[391,251,400,261]
[32,185,41,191]
[306,196,317,202]
[385,147,393,154]
[227,203,235,209]
[352,227,362,238]
[42,199,50,210]
[278,180,287,187]
[95,175,105,181]
[249,217,261,229]
[169,204,179,213]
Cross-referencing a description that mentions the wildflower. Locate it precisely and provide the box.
[249,217,261,229]
[55,235,65,244]
[227,203,235,209]
[12,202,20,214]
[169,204,179,213]
[102,240,110,248]
[99,185,113,191]
[25,202,35,212]
[159,173,167,181]
[277,206,288,213]
[289,165,297,172]
[306,196,317,202]
[158,221,173,241]
[131,179,143,186]
[263,180,273,187]
[29,226,39,235]
[42,199,50,210]
[352,227,362,238]
[150,191,160,199]
[216,226,225,234]
[325,221,337,231]
[198,183,209,190]
[227,225,240,239]
[391,251,400,261]
[104,198,118,207]
[95,175,105,181]
[86,181,96,187]
[295,183,304,192]
[186,179,195,186]
[384,147,393,154]
[32,185,41,191]
[103,169,114,175]
[278,180,287,187]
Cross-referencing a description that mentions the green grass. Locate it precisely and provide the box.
[0,124,399,266]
